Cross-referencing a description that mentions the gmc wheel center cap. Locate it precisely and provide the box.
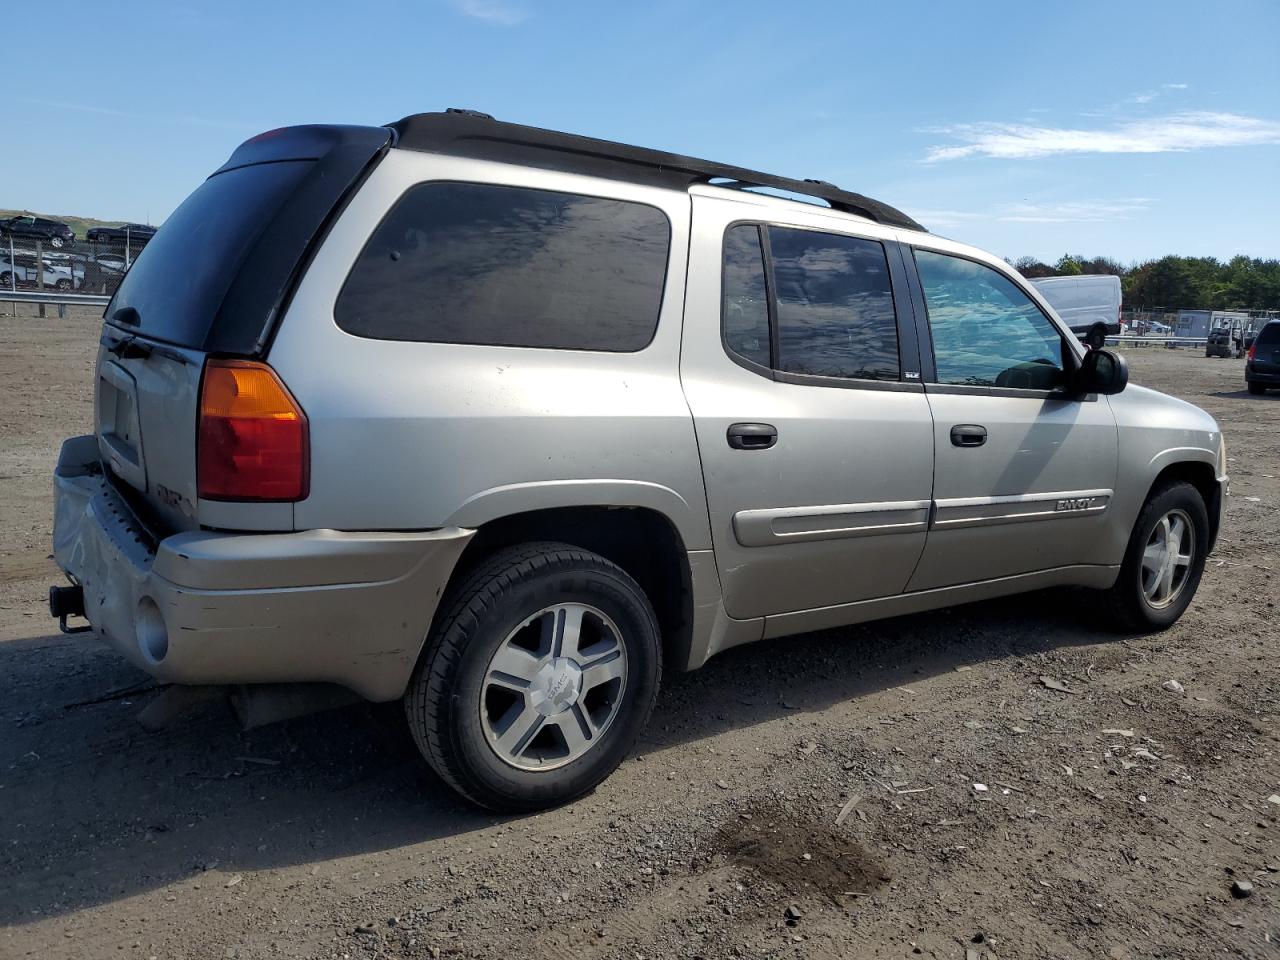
[529,658,584,716]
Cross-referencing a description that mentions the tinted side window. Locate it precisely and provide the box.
[1256,323,1280,346]
[336,182,671,352]
[722,224,771,367]
[915,250,1066,390]
[770,228,899,380]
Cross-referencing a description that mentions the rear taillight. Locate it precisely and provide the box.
[198,359,308,501]
[1247,343,1257,361]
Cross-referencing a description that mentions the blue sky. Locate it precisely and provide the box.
[10,0,1280,263]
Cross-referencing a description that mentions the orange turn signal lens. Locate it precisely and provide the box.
[198,359,308,502]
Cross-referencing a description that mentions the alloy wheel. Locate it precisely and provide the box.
[1141,508,1195,609]
[479,603,628,771]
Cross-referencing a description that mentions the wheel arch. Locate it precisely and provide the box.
[434,504,699,680]
[1142,453,1222,552]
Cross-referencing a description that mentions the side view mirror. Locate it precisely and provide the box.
[1073,348,1128,396]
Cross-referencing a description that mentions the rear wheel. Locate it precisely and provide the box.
[1102,481,1208,632]
[1085,325,1107,350]
[1248,381,1266,395]
[404,542,661,811]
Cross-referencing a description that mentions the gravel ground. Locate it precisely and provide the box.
[1,312,1277,959]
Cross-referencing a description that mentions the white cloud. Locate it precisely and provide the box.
[997,198,1153,223]
[30,97,256,132]
[912,199,1153,229]
[909,208,986,228]
[924,111,1280,162]
[1127,82,1189,105]
[448,0,527,25]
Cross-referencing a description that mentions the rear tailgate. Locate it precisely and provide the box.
[96,125,391,533]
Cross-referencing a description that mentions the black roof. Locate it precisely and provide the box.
[389,110,925,232]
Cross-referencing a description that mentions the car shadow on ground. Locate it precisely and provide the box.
[1211,389,1279,400]
[0,588,1110,926]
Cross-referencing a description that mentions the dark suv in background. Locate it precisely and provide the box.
[1246,321,1280,394]
[1,215,75,248]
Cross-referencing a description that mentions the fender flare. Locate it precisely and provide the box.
[1146,446,1217,478]
[444,478,712,552]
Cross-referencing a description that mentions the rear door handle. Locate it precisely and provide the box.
[950,424,987,447]
[727,422,778,450]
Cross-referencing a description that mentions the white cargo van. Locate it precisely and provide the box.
[1029,275,1122,349]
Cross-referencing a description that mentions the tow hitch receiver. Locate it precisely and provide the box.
[49,584,91,634]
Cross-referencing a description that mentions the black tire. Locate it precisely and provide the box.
[55,278,72,291]
[404,542,661,812]
[1101,481,1209,633]
[1085,326,1107,350]
[0,272,12,288]
[1248,381,1266,395]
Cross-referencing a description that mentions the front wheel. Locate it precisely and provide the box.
[55,278,72,290]
[1101,481,1209,632]
[404,542,662,812]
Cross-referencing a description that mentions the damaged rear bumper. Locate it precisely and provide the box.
[51,436,473,701]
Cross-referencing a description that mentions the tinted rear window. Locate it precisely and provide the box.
[1256,323,1280,346]
[108,161,312,348]
[335,182,670,351]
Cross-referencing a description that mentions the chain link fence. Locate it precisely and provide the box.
[0,229,149,298]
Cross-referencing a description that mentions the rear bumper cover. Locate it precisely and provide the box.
[1245,366,1280,384]
[52,436,473,701]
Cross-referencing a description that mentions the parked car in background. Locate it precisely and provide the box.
[86,223,157,245]
[1028,275,1123,349]
[0,254,82,289]
[1,215,75,248]
[1246,320,1280,394]
[49,111,1226,812]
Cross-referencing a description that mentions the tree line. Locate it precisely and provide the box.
[1010,254,1280,312]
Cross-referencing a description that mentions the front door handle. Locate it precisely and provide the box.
[950,424,987,447]
[727,422,778,450]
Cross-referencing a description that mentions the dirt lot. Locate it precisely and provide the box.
[1,311,1277,960]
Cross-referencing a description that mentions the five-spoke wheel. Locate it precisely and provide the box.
[404,542,661,812]
[1140,509,1195,609]
[480,603,628,770]
[1105,481,1209,631]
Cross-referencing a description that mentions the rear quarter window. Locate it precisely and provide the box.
[334,182,671,352]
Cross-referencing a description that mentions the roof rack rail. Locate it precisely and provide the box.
[388,111,925,232]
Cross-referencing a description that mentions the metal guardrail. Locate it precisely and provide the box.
[1107,335,1208,347]
[1,289,111,306]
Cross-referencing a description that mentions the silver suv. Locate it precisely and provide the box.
[50,110,1227,811]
